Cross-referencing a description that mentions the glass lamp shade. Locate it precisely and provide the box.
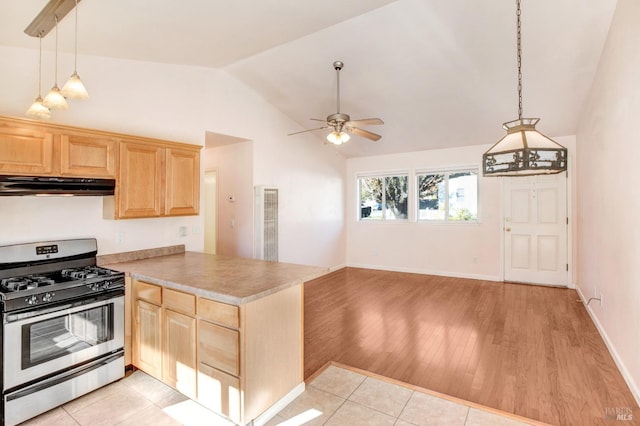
[43,85,68,110]
[61,72,89,99]
[26,97,51,119]
[326,131,350,145]
[483,118,567,176]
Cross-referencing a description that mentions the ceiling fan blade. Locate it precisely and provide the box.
[348,126,382,142]
[347,118,384,126]
[309,118,328,123]
[288,126,330,136]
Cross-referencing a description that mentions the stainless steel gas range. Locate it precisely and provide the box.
[0,239,125,426]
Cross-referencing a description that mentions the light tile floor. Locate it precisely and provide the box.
[21,364,543,426]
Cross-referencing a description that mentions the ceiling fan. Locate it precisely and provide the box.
[288,61,384,145]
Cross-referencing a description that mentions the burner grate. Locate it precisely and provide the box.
[1,275,55,292]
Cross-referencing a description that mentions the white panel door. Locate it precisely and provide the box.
[504,173,568,286]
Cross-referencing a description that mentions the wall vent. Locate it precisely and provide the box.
[254,186,278,261]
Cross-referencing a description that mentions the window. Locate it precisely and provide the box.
[417,170,478,221]
[359,174,408,221]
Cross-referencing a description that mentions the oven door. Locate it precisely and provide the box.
[3,292,124,390]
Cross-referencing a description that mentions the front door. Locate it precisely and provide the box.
[503,173,568,286]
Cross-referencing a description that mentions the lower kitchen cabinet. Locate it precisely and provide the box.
[133,299,163,379]
[131,279,303,425]
[163,309,197,398]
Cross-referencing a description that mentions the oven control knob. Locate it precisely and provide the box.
[25,295,38,305]
[41,292,55,302]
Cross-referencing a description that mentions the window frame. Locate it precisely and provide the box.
[415,167,479,223]
[357,171,410,222]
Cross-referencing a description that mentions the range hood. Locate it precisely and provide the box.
[0,175,115,196]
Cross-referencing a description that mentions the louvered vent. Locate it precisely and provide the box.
[254,186,278,261]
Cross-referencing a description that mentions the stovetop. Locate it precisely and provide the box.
[0,239,125,311]
[0,266,122,294]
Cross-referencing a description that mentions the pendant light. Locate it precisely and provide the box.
[43,15,69,110]
[61,0,88,99]
[26,35,52,120]
[482,0,567,176]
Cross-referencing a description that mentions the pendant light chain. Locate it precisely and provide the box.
[38,35,43,96]
[54,15,59,85]
[516,0,523,120]
[73,0,78,71]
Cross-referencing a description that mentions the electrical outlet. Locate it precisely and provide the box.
[116,232,125,245]
[179,226,188,237]
[192,226,201,235]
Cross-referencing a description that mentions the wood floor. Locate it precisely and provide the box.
[304,268,639,426]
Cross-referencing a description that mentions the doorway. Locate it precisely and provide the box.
[503,173,568,286]
[204,170,217,254]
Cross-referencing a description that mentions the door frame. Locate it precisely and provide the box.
[500,169,574,289]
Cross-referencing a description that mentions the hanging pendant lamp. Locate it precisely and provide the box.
[482,0,567,177]
[61,0,88,99]
[26,35,52,120]
[43,15,69,110]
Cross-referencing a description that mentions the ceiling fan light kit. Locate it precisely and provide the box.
[482,0,567,177]
[288,60,384,144]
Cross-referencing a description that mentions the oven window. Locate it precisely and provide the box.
[22,304,114,369]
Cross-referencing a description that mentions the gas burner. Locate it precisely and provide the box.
[1,275,55,292]
[61,266,117,280]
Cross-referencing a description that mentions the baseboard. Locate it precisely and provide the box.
[576,286,640,406]
[251,382,305,426]
[346,262,502,282]
[329,263,346,272]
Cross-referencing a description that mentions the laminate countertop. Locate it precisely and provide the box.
[104,252,329,305]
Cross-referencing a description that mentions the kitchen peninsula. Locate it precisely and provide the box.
[104,251,328,426]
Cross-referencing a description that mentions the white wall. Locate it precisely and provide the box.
[0,45,347,268]
[204,142,254,259]
[346,145,502,280]
[576,0,640,402]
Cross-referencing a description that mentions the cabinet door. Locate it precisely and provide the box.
[133,299,163,379]
[118,141,163,218]
[165,147,200,216]
[163,309,197,399]
[60,134,117,178]
[0,121,53,175]
[197,362,241,424]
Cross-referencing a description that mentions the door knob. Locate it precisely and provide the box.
[505,227,511,232]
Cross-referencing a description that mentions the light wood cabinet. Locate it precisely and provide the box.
[131,279,303,425]
[117,141,164,218]
[115,141,200,219]
[164,309,197,398]
[0,115,201,219]
[0,119,53,175]
[60,133,117,178]
[165,147,200,216]
[133,299,163,379]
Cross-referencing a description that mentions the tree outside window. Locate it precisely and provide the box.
[359,175,408,221]
[417,170,478,221]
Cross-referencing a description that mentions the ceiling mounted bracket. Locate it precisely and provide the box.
[24,0,82,38]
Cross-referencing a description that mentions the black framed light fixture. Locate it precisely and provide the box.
[482,0,567,177]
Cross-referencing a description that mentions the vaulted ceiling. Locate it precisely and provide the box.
[0,0,617,157]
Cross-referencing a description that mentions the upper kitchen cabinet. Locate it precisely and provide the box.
[60,133,117,178]
[0,118,53,175]
[114,140,200,219]
[165,147,200,216]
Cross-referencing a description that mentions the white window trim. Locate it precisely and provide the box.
[357,172,410,222]
[415,167,480,223]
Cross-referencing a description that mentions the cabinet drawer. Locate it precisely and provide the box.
[164,288,196,315]
[198,320,239,376]
[135,281,162,305]
[198,298,239,329]
[197,363,241,424]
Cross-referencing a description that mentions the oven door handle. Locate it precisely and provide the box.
[5,350,124,402]
[4,290,124,324]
